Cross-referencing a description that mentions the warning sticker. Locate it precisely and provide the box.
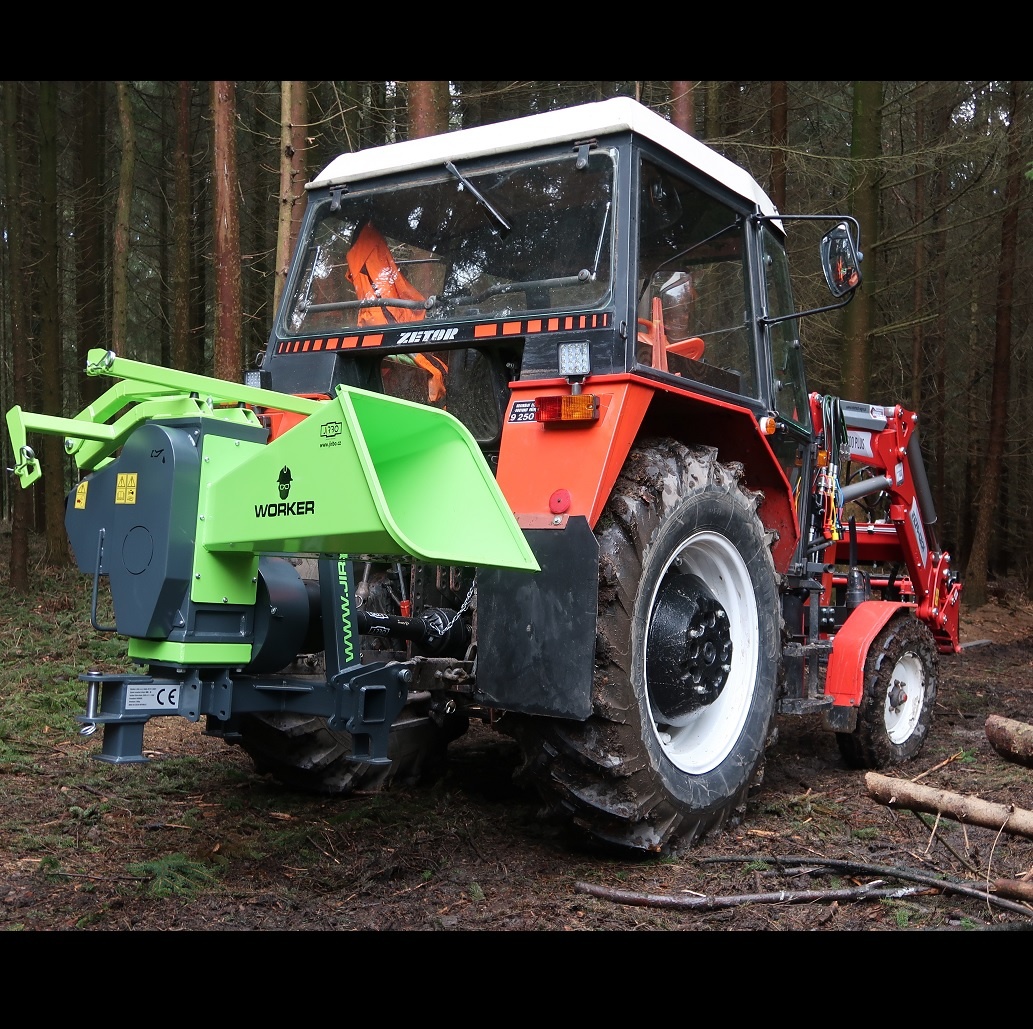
[74,480,89,510]
[115,472,138,505]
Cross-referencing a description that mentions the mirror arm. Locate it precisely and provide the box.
[752,212,862,251]
[760,291,857,327]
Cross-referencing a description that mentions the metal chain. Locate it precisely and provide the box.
[443,579,476,632]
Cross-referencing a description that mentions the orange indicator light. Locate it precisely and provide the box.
[534,394,599,423]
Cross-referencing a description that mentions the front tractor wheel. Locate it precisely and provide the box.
[511,439,782,855]
[836,614,938,769]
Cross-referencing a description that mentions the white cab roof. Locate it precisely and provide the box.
[309,96,779,218]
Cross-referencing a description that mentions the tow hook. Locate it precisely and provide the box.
[888,679,908,712]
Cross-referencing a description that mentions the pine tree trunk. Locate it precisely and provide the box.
[274,81,308,314]
[669,81,695,136]
[111,82,135,355]
[212,81,242,384]
[3,82,31,590]
[407,81,448,141]
[964,83,1025,606]
[769,80,787,211]
[39,81,67,567]
[76,81,105,408]
[171,82,194,374]
[840,81,882,401]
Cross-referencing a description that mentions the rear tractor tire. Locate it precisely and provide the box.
[836,614,938,769]
[238,705,468,795]
[238,562,469,795]
[511,439,782,855]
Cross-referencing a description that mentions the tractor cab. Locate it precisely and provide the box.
[260,99,858,467]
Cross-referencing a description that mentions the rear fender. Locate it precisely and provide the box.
[496,376,651,529]
[496,373,799,570]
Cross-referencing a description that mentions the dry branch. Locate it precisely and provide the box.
[985,715,1033,767]
[573,880,924,911]
[702,854,1033,917]
[865,772,1033,839]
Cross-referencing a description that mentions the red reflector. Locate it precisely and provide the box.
[534,394,599,423]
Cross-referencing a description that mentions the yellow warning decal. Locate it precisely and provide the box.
[74,480,89,510]
[115,472,138,505]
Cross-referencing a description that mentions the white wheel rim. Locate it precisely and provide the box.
[644,529,759,775]
[884,651,925,745]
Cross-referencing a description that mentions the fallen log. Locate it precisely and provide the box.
[994,879,1033,902]
[865,772,1033,839]
[985,715,1033,768]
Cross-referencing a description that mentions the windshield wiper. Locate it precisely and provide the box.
[300,296,430,316]
[445,161,512,238]
[428,271,593,311]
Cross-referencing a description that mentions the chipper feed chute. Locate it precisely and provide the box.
[9,349,538,579]
[201,384,538,572]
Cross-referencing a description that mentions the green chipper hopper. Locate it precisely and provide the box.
[6,349,538,766]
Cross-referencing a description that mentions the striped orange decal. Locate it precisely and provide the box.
[275,313,610,354]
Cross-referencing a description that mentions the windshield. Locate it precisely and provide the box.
[281,150,615,338]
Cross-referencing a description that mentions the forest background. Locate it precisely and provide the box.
[0,80,1030,607]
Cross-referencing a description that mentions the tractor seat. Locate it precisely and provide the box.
[637,296,704,371]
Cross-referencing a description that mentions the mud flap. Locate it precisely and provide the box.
[476,516,597,719]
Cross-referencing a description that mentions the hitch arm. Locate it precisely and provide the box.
[84,348,323,416]
[6,406,119,488]
[7,349,330,488]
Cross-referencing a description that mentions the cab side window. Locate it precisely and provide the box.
[762,228,811,433]
[636,160,757,400]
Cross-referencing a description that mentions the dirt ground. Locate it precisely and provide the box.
[3,586,1033,932]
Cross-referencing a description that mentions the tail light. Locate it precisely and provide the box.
[534,394,600,423]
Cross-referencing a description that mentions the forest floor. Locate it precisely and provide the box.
[2,556,1033,932]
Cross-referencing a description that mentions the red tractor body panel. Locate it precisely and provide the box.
[497,374,800,570]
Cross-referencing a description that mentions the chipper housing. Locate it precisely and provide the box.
[7,348,537,765]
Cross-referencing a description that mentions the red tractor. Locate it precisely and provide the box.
[7,98,961,854]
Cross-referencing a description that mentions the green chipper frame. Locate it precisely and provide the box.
[6,348,538,767]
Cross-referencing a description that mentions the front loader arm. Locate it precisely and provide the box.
[810,393,962,653]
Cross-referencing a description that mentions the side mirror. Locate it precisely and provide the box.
[820,223,863,298]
